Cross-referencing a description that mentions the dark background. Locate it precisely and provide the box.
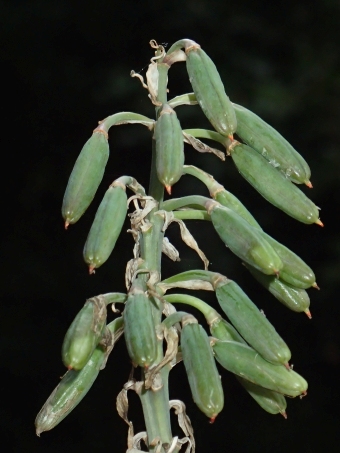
[1,0,340,451]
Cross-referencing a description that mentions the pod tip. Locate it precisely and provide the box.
[304,309,312,319]
[64,220,70,230]
[89,265,96,275]
[305,180,313,189]
[165,185,172,195]
[280,411,288,419]
[312,282,320,290]
[284,362,291,370]
[209,415,217,424]
[315,219,324,227]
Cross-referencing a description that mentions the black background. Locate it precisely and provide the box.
[1,1,340,451]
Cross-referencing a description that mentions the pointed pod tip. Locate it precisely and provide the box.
[88,265,96,275]
[165,185,172,195]
[281,411,288,419]
[315,219,324,227]
[284,362,291,370]
[305,180,313,189]
[304,309,312,319]
[209,415,217,424]
[64,220,70,230]
[312,282,320,290]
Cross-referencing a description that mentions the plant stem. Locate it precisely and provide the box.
[136,56,173,453]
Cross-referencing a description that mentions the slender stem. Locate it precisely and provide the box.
[137,54,173,453]
[168,93,198,108]
[163,294,221,325]
[162,195,210,212]
[95,112,154,133]
[173,209,210,221]
[183,128,230,147]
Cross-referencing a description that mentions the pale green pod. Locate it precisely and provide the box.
[154,104,184,193]
[215,280,291,366]
[35,346,106,435]
[186,45,237,136]
[181,320,224,421]
[214,189,262,230]
[260,232,316,289]
[123,288,158,368]
[83,184,127,273]
[213,340,307,397]
[62,132,109,228]
[245,264,311,315]
[233,103,311,186]
[237,377,287,417]
[230,143,321,225]
[209,203,283,275]
[62,297,107,370]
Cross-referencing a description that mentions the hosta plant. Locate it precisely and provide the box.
[35,39,322,453]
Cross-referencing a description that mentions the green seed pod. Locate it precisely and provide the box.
[215,280,291,366]
[62,132,109,228]
[154,104,184,194]
[233,103,311,186]
[210,318,287,417]
[62,297,107,370]
[181,318,224,421]
[213,340,307,397]
[35,346,106,435]
[210,318,246,344]
[208,203,283,275]
[83,184,127,274]
[123,285,158,368]
[229,143,322,225]
[244,264,311,316]
[213,188,262,230]
[260,232,316,289]
[237,377,287,417]
[185,45,237,137]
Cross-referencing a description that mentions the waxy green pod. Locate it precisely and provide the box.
[232,103,311,186]
[35,345,106,435]
[123,284,158,368]
[244,264,311,316]
[62,132,109,228]
[208,203,283,275]
[210,319,287,416]
[83,184,127,274]
[185,45,237,137]
[62,297,107,370]
[237,378,287,417]
[213,340,307,397]
[260,232,316,289]
[181,319,224,421]
[229,143,322,225]
[154,104,184,194]
[213,189,262,230]
[215,280,291,366]
[210,318,246,344]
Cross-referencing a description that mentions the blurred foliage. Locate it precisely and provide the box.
[1,0,339,451]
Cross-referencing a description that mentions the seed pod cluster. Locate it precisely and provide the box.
[210,318,288,417]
